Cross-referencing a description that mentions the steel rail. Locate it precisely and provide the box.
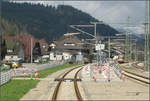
[123,70,150,85]
[132,62,144,70]
[74,68,83,101]
[123,69,149,80]
[124,73,150,85]
[52,65,83,101]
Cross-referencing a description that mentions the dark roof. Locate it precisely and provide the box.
[54,35,85,50]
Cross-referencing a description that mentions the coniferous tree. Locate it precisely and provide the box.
[1,40,7,60]
[33,42,41,58]
[2,1,118,42]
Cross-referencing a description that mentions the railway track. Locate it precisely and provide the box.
[123,70,150,85]
[132,62,144,70]
[52,66,83,101]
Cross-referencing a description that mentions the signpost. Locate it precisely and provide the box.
[95,44,105,51]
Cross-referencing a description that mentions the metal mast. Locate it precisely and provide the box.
[125,16,130,62]
[144,0,149,71]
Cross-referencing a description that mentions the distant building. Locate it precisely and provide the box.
[4,35,38,62]
[49,34,90,62]
[39,39,49,55]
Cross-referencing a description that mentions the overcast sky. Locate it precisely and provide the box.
[13,0,148,34]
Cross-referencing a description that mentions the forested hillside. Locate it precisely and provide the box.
[2,1,119,42]
[1,18,28,36]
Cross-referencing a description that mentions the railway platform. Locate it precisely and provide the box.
[80,64,149,100]
[81,64,122,82]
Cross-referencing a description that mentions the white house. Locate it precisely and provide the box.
[49,51,72,61]
[5,55,18,61]
[62,52,72,60]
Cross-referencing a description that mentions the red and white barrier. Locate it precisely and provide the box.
[34,69,38,79]
[121,70,125,81]
[101,64,109,80]
[23,69,26,79]
[92,65,100,81]
[11,69,16,78]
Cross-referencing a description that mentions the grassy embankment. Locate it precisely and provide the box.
[0,63,79,100]
[119,63,143,73]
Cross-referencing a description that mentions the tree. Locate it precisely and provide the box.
[1,40,7,60]
[33,42,41,58]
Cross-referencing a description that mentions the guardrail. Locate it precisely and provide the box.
[0,70,11,86]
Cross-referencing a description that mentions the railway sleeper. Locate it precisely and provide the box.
[54,78,82,82]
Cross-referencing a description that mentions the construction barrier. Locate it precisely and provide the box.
[101,64,109,80]
[92,65,100,81]
[113,64,124,80]
[23,68,26,79]
[121,70,125,81]
[11,69,16,78]
[34,69,38,79]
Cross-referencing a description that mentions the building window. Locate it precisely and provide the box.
[64,43,75,46]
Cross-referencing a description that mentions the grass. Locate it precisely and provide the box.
[38,63,79,78]
[119,64,142,73]
[0,63,79,100]
[0,80,39,100]
[37,61,49,65]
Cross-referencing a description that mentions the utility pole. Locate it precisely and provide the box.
[108,37,111,60]
[31,37,33,63]
[134,42,137,62]
[108,36,110,82]
[130,32,132,61]
[144,0,149,71]
[94,23,100,66]
[125,16,130,63]
[0,35,2,66]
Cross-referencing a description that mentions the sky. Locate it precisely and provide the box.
[12,0,148,34]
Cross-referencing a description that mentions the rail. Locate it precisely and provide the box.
[52,65,83,100]
[74,68,83,100]
[123,70,150,85]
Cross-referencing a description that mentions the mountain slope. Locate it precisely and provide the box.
[2,1,118,42]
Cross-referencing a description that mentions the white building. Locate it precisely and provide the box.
[5,55,19,61]
[49,51,72,61]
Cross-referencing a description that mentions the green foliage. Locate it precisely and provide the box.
[33,42,41,57]
[1,18,28,36]
[2,1,118,42]
[1,40,7,59]
[38,63,79,78]
[0,80,39,100]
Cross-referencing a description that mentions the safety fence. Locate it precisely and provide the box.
[113,64,122,79]
[12,60,68,77]
[0,60,68,85]
[0,70,11,86]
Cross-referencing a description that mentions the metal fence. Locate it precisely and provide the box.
[0,70,11,86]
[113,64,122,79]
